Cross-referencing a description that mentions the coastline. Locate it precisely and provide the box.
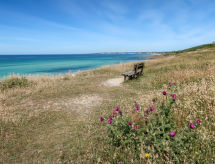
[0,54,159,81]
[0,60,146,81]
[141,53,165,60]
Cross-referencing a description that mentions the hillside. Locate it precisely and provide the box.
[182,42,215,52]
[0,46,215,163]
[163,42,215,56]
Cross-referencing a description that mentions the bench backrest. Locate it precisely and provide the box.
[134,63,144,74]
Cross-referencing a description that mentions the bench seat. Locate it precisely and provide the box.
[122,62,144,81]
[122,70,135,76]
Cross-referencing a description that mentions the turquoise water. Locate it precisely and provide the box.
[0,54,151,79]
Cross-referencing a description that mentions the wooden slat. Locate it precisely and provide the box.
[122,70,135,76]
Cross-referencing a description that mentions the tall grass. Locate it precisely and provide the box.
[0,48,215,163]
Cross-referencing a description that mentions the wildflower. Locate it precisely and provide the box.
[162,91,167,95]
[118,110,122,115]
[144,110,149,113]
[128,122,132,126]
[152,98,156,103]
[135,106,139,111]
[145,153,149,157]
[107,119,112,124]
[190,123,195,129]
[172,94,177,99]
[111,113,116,117]
[169,83,172,88]
[162,101,164,105]
[150,106,155,111]
[196,120,201,124]
[100,117,104,122]
[134,100,136,103]
[114,107,119,111]
[170,132,176,137]
[109,116,112,120]
[173,82,176,85]
[133,125,138,130]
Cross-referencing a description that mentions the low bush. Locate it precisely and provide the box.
[0,77,31,90]
[100,83,209,163]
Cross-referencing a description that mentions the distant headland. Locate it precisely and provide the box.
[94,42,215,55]
[93,52,163,55]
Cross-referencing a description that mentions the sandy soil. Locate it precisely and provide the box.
[103,77,124,87]
[0,77,124,120]
[38,94,103,115]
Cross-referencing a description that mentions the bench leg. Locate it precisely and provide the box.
[135,74,138,79]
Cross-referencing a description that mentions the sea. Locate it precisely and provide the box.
[0,54,152,79]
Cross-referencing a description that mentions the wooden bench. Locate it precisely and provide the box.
[122,62,144,81]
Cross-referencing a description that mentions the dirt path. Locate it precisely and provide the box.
[0,77,124,121]
[42,94,103,115]
[103,77,124,87]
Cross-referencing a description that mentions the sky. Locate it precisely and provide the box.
[0,0,215,54]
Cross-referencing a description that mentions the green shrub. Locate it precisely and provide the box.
[63,76,70,80]
[0,77,31,90]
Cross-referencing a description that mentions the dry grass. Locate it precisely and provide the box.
[0,48,215,163]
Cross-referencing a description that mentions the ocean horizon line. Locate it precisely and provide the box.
[0,52,163,55]
[0,53,152,79]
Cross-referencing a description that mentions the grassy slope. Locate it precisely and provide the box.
[0,47,215,163]
[181,43,215,52]
[164,43,215,56]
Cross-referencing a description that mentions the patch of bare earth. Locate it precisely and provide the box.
[0,94,103,121]
[103,77,124,87]
[36,94,103,115]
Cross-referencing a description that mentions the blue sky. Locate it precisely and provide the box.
[0,0,215,54]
